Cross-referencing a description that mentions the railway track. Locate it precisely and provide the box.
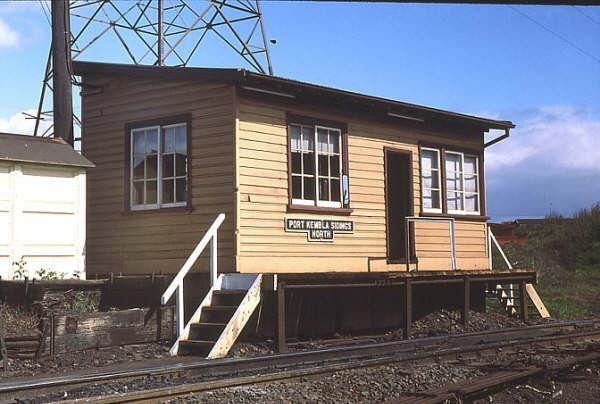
[1,319,599,403]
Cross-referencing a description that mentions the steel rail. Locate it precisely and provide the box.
[59,328,600,403]
[1,319,599,401]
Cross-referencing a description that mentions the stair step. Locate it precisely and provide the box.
[212,289,246,306]
[189,322,227,340]
[179,340,215,357]
[200,305,238,323]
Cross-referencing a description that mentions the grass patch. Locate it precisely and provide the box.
[495,202,600,320]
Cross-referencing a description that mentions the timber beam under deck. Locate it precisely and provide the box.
[271,269,537,353]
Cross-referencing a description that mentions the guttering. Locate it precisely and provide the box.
[484,128,510,148]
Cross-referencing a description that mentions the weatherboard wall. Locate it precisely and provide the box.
[81,75,236,275]
[234,95,489,273]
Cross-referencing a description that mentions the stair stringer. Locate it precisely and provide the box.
[206,274,262,359]
[526,283,551,318]
[169,274,224,356]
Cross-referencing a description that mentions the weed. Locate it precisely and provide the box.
[11,257,28,280]
[70,291,96,313]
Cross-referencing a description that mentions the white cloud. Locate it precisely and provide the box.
[486,106,600,173]
[0,109,51,136]
[0,17,19,48]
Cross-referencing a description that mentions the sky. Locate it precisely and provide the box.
[0,1,599,221]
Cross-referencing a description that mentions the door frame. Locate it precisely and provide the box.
[383,147,416,263]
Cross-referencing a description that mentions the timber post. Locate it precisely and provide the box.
[520,280,529,323]
[277,281,287,353]
[463,276,471,325]
[51,0,74,145]
[403,278,412,339]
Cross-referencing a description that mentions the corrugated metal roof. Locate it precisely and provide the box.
[0,133,95,168]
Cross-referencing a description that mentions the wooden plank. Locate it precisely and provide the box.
[525,283,551,318]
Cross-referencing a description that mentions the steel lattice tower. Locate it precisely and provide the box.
[30,0,273,140]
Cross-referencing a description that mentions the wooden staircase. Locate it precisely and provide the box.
[487,229,550,320]
[487,283,550,320]
[172,273,262,358]
[160,214,263,359]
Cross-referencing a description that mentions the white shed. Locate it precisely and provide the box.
[0,133,94,280]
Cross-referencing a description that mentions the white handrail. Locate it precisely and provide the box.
[488,229,513,270]
[161,213,226,338]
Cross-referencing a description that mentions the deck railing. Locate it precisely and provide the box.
[405,216,456,272]
[161,213,226,339]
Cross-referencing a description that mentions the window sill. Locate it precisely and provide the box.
[122,205,193,216]
[287,204,353,216]
[420,211,490,222]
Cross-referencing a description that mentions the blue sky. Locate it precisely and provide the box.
[0,1,599,221]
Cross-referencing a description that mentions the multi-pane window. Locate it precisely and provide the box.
[420,147,480,215]
[290,123,343,208]
[420,148,442,212]
[130,123,187,210]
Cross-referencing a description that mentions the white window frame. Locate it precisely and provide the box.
[445,150,480,215]
[290,123,343,209]
[130,123,188,211]
[420,147,442,214]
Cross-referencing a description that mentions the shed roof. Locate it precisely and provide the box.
[0,133,95,168]
[73,61,514,132]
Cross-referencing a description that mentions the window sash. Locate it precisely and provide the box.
[290,123,343,208]
[420,147,481,215]
[421,147,442,213]
[130,123,187,210]
[446,150,480,215]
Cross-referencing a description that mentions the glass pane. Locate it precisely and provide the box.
[146,128,158,154]
[162,154,174,178]
[464,174,478,193]
[330,133,340,154]
[304,177,315,200]
[421,150,437,170]
[175,153,186,177]
[146,154,157,179]
[318,155,328,176]
[146,180,157,204]
[331,179,340,202]
[302,126,314,151]
[445,152,461,174]
[447,191,462,211]
[291,152,301,174]
[290,125,301,151]
[162,179,174,204]
[465,193,478,212]
[133,131,145,155]
[464,156,477,175]
[176,178,187,202]
[175,126,186,154]
[330,155,340,177]
[133,155,144,180]
[292,176,302,199]
[317,130,328,153]
[430,190,440,209]
[422,171,432,189]
[422,193,432,209]
[319,178,329,201]
[303,153,315,175]
[133,181,144,205]
[163,127,176,153]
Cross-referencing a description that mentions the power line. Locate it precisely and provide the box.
[507,5,600,66]
[572,5,600,29]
